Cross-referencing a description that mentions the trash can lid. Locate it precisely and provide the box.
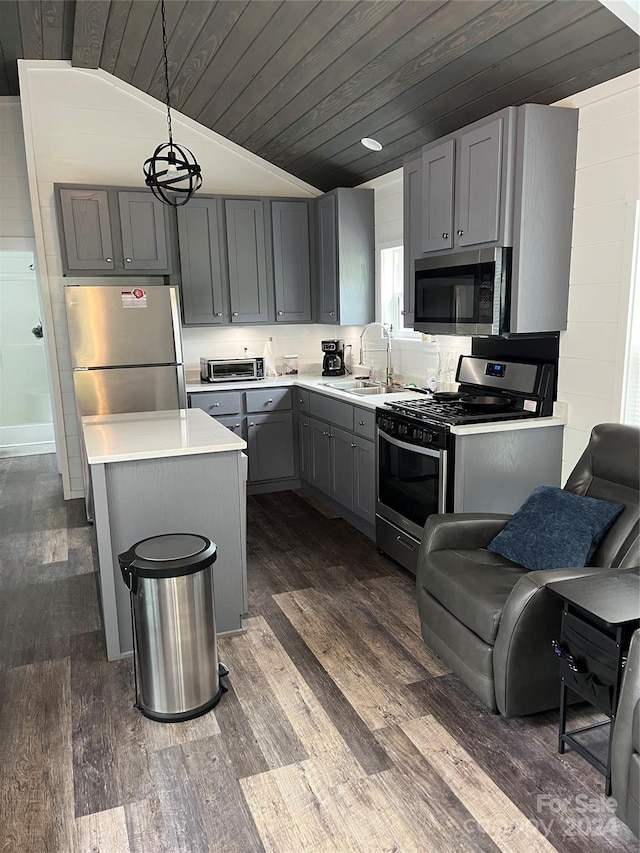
[118,533,217,579]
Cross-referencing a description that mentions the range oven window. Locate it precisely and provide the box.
[378,433,441,527]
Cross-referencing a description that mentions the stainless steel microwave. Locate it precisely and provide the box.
[200,357,265,383]
[414,247,512,336]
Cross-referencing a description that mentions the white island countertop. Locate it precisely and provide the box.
[82,407,246,464]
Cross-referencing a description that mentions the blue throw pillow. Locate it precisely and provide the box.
[487,485,624,571]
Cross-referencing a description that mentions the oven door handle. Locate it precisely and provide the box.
[378,430,441,458]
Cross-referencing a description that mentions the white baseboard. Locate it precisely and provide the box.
[0,421,55,447]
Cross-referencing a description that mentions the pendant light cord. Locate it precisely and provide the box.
[160,0,173,148]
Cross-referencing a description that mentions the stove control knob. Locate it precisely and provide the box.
[424,431,434,444]
[398,424,407,436]
[413,428,423,442]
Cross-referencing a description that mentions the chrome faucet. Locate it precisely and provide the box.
[359,323,392,384]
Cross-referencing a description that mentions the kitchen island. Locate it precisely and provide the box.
[82,408,247,661]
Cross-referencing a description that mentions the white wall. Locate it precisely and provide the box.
[0,98,34,239]
[554,69,640,479]
[18,60,323,498]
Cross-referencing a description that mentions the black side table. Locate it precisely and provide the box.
[548,568,640,796]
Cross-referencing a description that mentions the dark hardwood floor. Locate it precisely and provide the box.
[0,453,636,852]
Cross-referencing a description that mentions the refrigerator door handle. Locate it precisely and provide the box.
[169,287,184,364]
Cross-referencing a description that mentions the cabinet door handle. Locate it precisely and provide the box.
[234,423,240,429]
[329,311,335,316]
[457,229,464,236]
[249,422,255,427]
[216,312,223,317]
[401,310,406,315]
[125,258,132,263]
[351,443,357,448]
[266,399,273,403]
[232,312,239,316]
[358,420,365,426]
[299,398,304,403]
[442,232,449,239]
[323,431,329,436]
[212,403,220,408]
[106,257,112,263]
[277,311,283,316]
[302,422,309,427]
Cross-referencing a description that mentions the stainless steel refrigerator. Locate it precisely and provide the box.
[64,284,186,515]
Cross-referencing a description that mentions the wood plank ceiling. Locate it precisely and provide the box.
[2,0,638,191]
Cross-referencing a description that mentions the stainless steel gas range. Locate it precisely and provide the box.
[376,355,560,574]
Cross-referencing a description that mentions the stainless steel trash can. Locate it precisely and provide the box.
[118,533,226,722]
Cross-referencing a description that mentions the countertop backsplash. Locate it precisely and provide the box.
[181,325,471,388]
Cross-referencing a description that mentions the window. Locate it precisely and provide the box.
[379,245,419,337]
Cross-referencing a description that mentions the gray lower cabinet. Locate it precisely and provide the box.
[309,416,331,494]
[247,412,295,482]
[299,415,312,481]
[329,425,354,511]
[316,188,375,325]
[56,185,175,275]
[353,436,375,525]
[189,387,296,487]
[300,393,376,533]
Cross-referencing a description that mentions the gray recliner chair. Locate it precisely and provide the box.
[612,628,640,838]
[416,422,640,717]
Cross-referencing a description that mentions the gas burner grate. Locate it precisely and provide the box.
[383,397,538,427]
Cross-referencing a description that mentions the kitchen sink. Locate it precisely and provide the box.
[320,379,397,396]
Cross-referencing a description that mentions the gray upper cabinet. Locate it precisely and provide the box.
[456,116,504,247]
[418,109,514,256]
[315,188,374,325]
[317,193,338,322]
[225,199,271,324]
[271,200,312,323]
[118,191,169,270]
[58,188,114,271]
[402,157,421,328]
[405,104,578,335]
[177,198,228,325]
[180,194,314,327]
[55,185,174,276]
[421,139,454,253]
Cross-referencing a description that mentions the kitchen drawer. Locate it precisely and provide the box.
[215,415,245,436]
[296,388,310,412]
[310,391,353,431]
[189,391,242,416]
[353,407,375,441]
[246,387,291,413]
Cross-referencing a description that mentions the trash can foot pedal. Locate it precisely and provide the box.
[218,661,229,678]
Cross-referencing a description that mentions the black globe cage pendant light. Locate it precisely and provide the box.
[143,0,202,206]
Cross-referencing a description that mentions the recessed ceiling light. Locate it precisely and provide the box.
[361,137,383,151]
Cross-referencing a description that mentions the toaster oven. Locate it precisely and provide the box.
[200,357,265,383]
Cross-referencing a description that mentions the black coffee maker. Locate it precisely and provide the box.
[321,339,346,376]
